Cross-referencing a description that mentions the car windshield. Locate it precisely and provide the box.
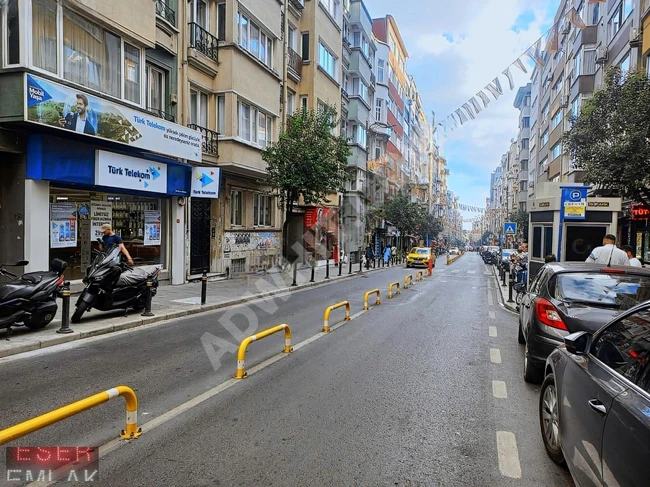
[555,272,650,310]
[411,248,429,254]
[502,250,516,257]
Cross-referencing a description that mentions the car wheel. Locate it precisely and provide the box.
[539,373,566,465]
[518,317,525,345]
[523,340,543,383]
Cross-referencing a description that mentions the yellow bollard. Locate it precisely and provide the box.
[0,385,142,446]
[446,255,451,265]
[235,324,292,379]
[322,301,351,332]
[388,282,400,298]
[416,271,423,281]
[404,275,413,289]
[363,289,381,310]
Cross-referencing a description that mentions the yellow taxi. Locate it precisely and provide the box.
[406,247,432,268]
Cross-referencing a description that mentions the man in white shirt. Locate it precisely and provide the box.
[621,245,643,267]
[585,234,629,266]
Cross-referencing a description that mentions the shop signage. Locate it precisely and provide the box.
[561,186,588,220]
[588,201,610,208]
[50,203,77,249]
[90,202,112,240]
[144,210,161,246]
[632,203,650,220]
[25,74,202,162]
[95,151,168,194]
[538,201,551,208]
[191,167,221,198]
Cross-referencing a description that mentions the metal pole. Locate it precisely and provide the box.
[310,265,315,282]
[56,281,73,334]
[359,257,363,273]
[502,266,506,286]
[508,273,514,303]
[338,260,342,276]
[200,271,208,305]
[325,258,330,279]
[141,280,154,316]
[349,258,353,275]
[291,262,298,286]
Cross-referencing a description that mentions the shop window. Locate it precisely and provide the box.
[230,190,243,226]
[32,0,58,73]
[254,194,274,227]
[146,64,166,115]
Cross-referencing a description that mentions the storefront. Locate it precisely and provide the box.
[25,133,191,283]
[620,202,650,264]
[303,207,339,260]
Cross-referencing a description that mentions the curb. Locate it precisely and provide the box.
[492,265,517,312]
[0,266,395,359]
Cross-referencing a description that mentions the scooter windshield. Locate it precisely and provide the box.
[95,245,121,267]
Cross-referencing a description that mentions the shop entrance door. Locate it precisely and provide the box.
[190,198,211,274]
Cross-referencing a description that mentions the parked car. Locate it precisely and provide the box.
[519,262,650,382]
[449,247,460,255]
[405,247,432,268]
[482,246,500,264]
[540,303,650,485]
[499,249,517,271]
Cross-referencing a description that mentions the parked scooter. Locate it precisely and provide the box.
[0,259,67,333]
[71,243,160,323]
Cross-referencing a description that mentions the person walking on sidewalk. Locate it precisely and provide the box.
[621,245,643,267]
[365,245,374,270]
[585,234,629,266]
[383,247,391,265]
[99,223,134,265]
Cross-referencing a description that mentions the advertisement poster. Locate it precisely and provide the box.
[91,202,113,241]
[25,74,202,162]
[144,210,161,246]
[50,203,77,249]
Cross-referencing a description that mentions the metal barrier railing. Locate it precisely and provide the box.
[363,289,381,310]
[235,324,293,379]
[0,385,141,446]
[404,275,414,289]
[323,301,351,332]
[388,282,400,299]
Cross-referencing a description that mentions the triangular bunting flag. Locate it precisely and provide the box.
[485,82,502,100]
[526,39,545,69]
[469,97,482,114]
[545,21,559,55]
[566,7,586,29]
[513,58,528,74]
[502,67,515,90]
[477,91,491,108]
[462,103,476,120]
[455,108,468,124]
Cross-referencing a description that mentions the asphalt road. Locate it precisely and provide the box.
[0,255,573,486]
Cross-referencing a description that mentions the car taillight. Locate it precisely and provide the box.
[56,275,64,286]
[600,268,626,274]
[535,298,568,331]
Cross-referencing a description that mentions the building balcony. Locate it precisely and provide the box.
[188,124,219,156]
[155,0,176,27]
[147,107,175,123]
[341,88,349,100]
[288,47,302,82]
[573,24,598,52]
[290,0,305,10]
[188,23,219,74]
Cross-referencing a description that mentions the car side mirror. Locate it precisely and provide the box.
[564,331,592,355]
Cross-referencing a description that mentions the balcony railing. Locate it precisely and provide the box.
[188,124,219,156]
[290,0,305,9]
[155,0,176,27]
[288,47,302,79]
[189,22,219,63]
[147,107,175,123]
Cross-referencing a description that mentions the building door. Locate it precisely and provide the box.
[190,198,211,274]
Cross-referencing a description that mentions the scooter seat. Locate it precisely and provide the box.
[117,266,160,287]
[0,281,37,301]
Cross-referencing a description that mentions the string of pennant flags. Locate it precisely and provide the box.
[436,0,597,136]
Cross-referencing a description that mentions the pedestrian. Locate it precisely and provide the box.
[99,224,134,265]
[544,254,557,263]
[383,246,391,265]
[585,234,629,266]
[621,245,642,267]
[365,245,374,269]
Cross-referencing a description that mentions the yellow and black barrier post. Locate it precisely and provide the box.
[363,289,381,311]
[388,282,400,299]
[404,274,413,289]
[235,324,293,379]
[323,301,351,333]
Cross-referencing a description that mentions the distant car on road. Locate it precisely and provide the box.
[540,302,650,485]
[519,262,650,382]
[449,247,460,255]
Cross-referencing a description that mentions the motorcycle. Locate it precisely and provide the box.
[0,258,67,333]
[71,244,160,323]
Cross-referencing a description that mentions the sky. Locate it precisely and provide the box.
[363,0,559,229]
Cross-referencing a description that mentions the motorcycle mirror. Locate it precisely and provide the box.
[14,260,29,266]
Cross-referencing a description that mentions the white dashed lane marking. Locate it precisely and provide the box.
[490,348,502,364]
[496,431,522,479]
[489,310,495,319]
[489,326,498,337]
[492,380,508,399]
[487,290,494,306]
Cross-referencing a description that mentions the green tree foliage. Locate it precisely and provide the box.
[261,104,350,215]
[421,212,443,240]
[383,193,427,237]
[507,210,529,240]
[563,67,650,201]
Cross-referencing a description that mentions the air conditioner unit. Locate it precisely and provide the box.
[630,27,642,48]
[596,46,608,64]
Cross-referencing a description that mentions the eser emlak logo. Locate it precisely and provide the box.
[5,446,99,482]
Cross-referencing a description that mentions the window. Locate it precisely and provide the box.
[32,0,58,73]
[193,0,208,28]
[521,117,530,128]
[551,142,562,159]
[238,100,272,147]
[217,3,226,41]
[571,97,580,123]
[300,95,308,110]
[591,308,650,393]
[521,138,529,149]
[318,42,337,78]
[4,0,20,65]
[375,98,383,121]
[351,124,367,147]
[574,49,582,78]
[320,0,339,19]
[124,44,141,104]
[217,95,225,135]
[377,59,385,83]
[238,13,273,68]
[551,109,563,129]
[288,26,297,51]
[592,2,600,25]
[190,89,209,127]
[552,75,564,98]
[541,102,550,121]
[63,8,122,99]
[520,160,528,171]
[539,156,548,170]
[353,31,361,47]
[287,90,296,115]
[230,190,243,226]
[301,32,310,61]
[352,77,369,103]
[609,2,631,39]
[146,65,165,114]
[254,195,274,226]
[620,54,630,73]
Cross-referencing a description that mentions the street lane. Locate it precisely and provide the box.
[0,254,572,486]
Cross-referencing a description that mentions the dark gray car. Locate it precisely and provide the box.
[541,303,650,486]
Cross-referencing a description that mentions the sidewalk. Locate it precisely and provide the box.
[0,261,396,359]
[492,265,518,312]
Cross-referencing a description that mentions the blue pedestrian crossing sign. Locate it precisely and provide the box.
[503,222,517,235]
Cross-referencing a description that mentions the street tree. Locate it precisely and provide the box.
[563,67,650,202]
[420,212,443,241]
[507,210,529,241]
[261,104,350,260]
[383,193,425,237]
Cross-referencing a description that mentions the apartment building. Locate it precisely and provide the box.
[0,0,195,284]
[528,66,540,201]
[513,83,531,212]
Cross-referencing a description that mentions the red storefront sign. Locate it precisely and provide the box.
[632,204,650,220]
[304,207,334,229]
